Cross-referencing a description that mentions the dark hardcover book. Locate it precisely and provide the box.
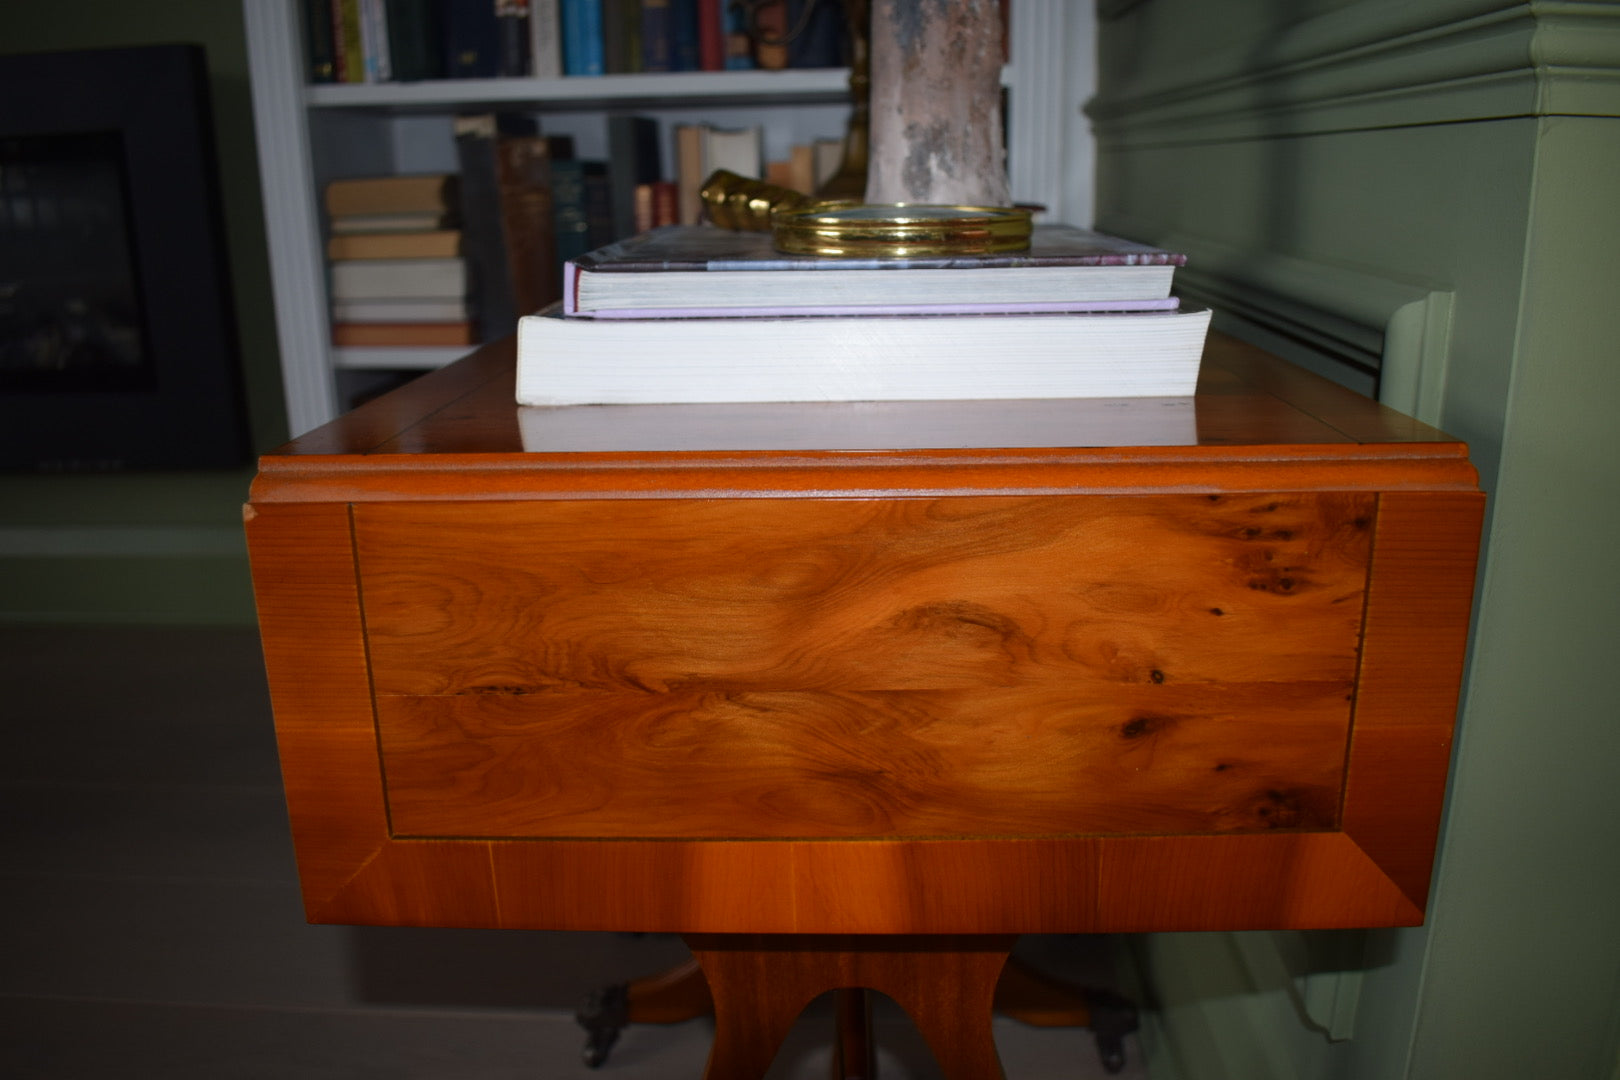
[606,115,662,241]
[443,0,501,77]
[384,0,444,81]
[640,0,675,72]
[562,224,1187,317]
[602,0,641,73]
[786,0,845,68]
[456,114,571,340]
[561,0,604,75]
[642,0,697,71]
[496,0,532,76]
[671,0,701,70]
[303,0,338,82]
[551,158,592,269]
[583,161,615,251]
[498,133,570,319]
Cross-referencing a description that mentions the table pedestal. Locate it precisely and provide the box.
[685,934,1015,1080]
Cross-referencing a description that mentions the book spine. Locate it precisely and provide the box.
[561,0,604,76]
[696,0,723,71]
[751,0,788,70]
[303,0,338,82]
[722,0,754,70]
[327,230,462,260]
[332,321,476,347]
[495,136,564,317]
[443,0,501,78]
[333,298,472,321]
[358,0,392,81]
[384,0,442,81]
[583,163,616,251]
[670,0,701,70]
[602,0,640,74]
[651,180,679,227]
[529,0,564,78]
[552,159,592,271]
[496,0,532,76]
[607,115,661,242]
[325,174,454,217]
[640,0,674,73]
[337,0,366,82]
[454,120,517,340]
[329,258,468,299]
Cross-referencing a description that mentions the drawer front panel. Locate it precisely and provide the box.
[354,494,1373,840]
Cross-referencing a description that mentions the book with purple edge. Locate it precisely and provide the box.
[561,223,1189,318]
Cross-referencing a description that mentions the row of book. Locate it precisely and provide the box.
[304,0,845,84]
[324,109,855,348]
[325,115,610,349]
[516,224,1214,406]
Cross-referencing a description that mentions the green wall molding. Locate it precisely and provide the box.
[1089,1,1620,146]
[1117,225,1455,419]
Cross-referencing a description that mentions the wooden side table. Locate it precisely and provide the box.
[246,334,1482,1078]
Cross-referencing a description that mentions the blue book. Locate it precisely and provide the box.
[671,0,701,71]
[562,0,604,76]
[721,0,753,70]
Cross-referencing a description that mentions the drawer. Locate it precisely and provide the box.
[353,493,1373,841]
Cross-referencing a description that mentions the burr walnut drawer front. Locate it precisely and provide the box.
[352,493,1374,843]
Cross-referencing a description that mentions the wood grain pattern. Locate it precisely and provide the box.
[1341,490,1485,907]
[357,493,1371,841]
[245,333,1484,938]
[244,502,388,918]
[249,333,1480,507]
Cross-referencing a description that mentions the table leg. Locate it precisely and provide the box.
[685,934,1015,1080]
[832,988,876,1080]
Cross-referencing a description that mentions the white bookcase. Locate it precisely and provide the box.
[243,0,1091,436]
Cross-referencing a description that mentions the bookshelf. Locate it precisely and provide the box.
[243,1,1088,435]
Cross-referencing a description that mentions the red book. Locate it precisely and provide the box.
[698,0,724,70]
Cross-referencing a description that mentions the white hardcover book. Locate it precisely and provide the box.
[704,125,763,180]
[528,0,563,78]
[516,305,1211,406]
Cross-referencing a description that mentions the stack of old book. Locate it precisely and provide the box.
[325,174,473,349]
[514,222,1211,407]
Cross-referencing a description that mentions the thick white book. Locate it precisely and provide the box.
[515,304,1211,406]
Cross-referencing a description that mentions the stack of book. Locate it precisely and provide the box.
[515,223,1213,406]
[325,173,474,348]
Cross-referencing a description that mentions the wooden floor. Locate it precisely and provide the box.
[0,624,1146,1079]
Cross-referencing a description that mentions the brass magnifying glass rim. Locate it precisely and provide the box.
[771,203,1033,257]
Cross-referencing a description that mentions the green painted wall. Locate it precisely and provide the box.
[0,1,285,625]
[1093,3,1620,1078]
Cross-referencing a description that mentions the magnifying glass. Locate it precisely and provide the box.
[699,170,1033,257]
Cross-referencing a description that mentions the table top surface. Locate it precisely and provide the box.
[252,333,1475,503]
